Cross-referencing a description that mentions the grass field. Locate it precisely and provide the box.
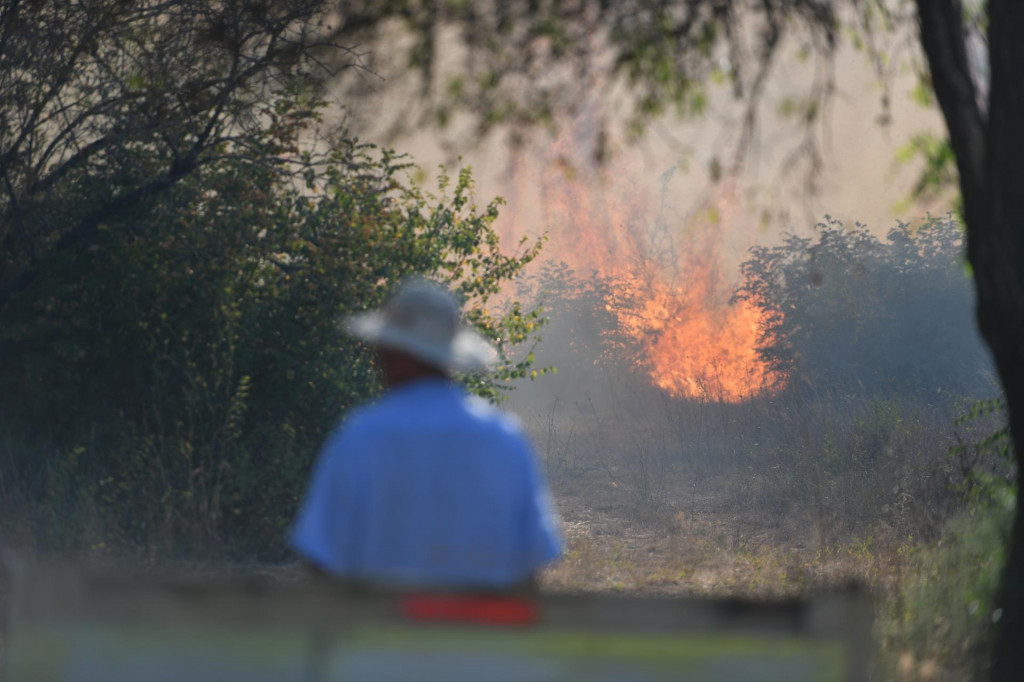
[514,391,1013,682]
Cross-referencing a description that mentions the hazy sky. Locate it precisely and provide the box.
[343,31,949,272]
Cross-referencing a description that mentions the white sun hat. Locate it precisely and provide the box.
[345,277,499,373]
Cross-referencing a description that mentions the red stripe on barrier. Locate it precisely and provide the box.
[401,594,538,626]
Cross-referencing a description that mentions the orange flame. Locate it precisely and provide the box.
[610,266,783,403]
[503,120,784,402]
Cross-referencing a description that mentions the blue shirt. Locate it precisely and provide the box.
[290,379,562,588]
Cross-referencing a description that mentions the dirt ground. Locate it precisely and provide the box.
[538,468,910,600]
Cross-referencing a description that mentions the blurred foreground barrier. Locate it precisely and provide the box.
[3,562,871,681]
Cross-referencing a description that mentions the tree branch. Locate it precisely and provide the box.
[0,156,199,311]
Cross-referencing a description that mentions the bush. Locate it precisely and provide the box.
[878,480,1014,681]
[735,215,993,400]
[0,144,544,561]
[876,394,1015,681]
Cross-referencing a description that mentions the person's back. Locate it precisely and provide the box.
[290,278,561,589]
[292,378,560,588]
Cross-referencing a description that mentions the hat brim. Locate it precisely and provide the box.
[346,312,498,373]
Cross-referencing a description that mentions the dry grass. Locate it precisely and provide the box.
[520,389,1011,682]
[521,388,977,599]
[539,483,911,600]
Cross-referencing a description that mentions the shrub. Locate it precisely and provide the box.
[0,144,544,560]
[878,480,1014,681]
[734,215,993,400]
[877,395,1015,681]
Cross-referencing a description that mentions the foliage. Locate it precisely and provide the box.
[879,481,1015,681]
[521,261,634,371]
[0,0,546,561]
[0,0,337,310]
[734,214,992,399]
[326,0,843,183]
[896,133,960,211]
[0,137,543,559]
[951,397,1014,489]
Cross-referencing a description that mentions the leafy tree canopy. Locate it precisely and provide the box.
[0,0,340,309]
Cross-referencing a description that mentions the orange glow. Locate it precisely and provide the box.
[610,267,783,403]
[503,118,785,402]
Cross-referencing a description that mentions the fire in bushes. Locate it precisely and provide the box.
[501,120,784,403]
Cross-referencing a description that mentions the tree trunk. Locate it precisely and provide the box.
[982,2,1024,679]
[916,1,1024,679]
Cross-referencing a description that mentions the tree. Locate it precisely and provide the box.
[319,1,1022,678]
[0,0,339,555]
[0,0,336,310]
[915,4,1024,679]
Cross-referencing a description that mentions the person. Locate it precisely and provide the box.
[290,277,562,590]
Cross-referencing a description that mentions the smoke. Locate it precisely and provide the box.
[332,13,1001,553]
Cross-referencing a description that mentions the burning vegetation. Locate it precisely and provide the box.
[505,125,783,403]
[501,112,992,408]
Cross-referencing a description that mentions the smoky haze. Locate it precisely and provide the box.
[339,15,997,576]
[499,209,996,558]
[507,214,993,415]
